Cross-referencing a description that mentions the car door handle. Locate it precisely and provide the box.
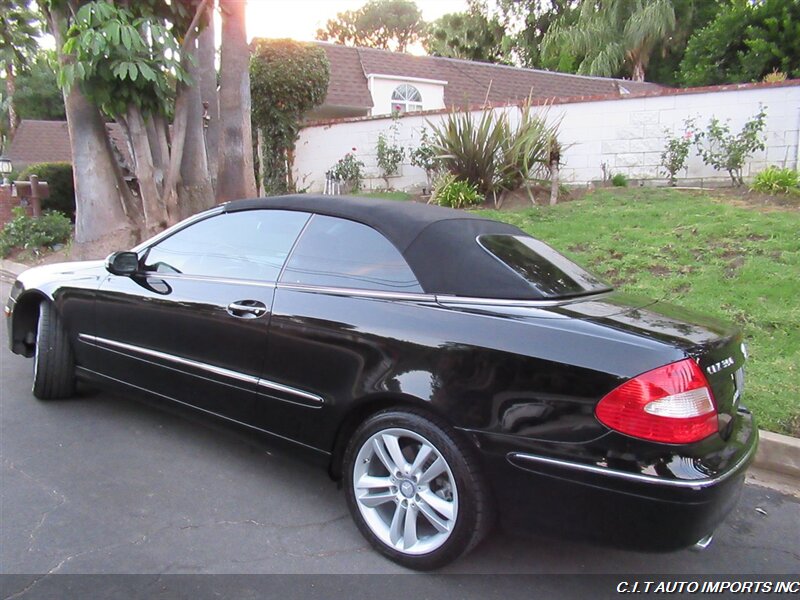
[226,300,268,319]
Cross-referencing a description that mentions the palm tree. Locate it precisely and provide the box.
[542,0,676,82]
[0,0,40,137]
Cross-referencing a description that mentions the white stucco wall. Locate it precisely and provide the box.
[368,75,446,116]
[294,83,800,193]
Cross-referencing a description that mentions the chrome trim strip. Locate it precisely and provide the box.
[435,292,613,308]
[78,334,324,405]
[75,366,330,455]
[276,282,437,303]
[508,443,757,489]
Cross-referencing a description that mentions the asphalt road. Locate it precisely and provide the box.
[1,278,798,583]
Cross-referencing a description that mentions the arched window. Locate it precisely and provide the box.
[391,84,423,114]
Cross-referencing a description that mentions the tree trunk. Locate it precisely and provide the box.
[256,127,265,196]
[49,5,138,246]
[5,64,17,138]
[631,58,646,82]
[198,1,219,188]
[126,104,168,234]
[177,39,215,221]
[216,0,257,203]
[549,159,559,205]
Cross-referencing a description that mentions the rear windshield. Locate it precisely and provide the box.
[478,235,612,299]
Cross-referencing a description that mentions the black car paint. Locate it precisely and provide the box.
[6,207,757,551]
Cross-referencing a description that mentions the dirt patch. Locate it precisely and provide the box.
[647,265,672,277]
[568,243,589,253]
[725,256,746,278]
[699,186,800,212]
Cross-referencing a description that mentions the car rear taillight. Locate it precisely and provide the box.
[595,359,718,444]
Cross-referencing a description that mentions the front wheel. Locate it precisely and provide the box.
[32,301,75,400]
[343,409,493,570]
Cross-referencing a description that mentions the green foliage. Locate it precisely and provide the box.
[645,0,722,86]
[478,188,800,434]
[14,51,66,120]
[424,8,510,64]
[610,173,628,187]
[660,120,696,186]
[495,0,579,70]
[429,102,560,201]
[751,167,800,195]
[18,162,75,219]
[431,173,483,209]
[0,207,72,257]
[541,0,676,81]
[330,152,365,191]
[250,39,330,196]
[376,118,405,183]
[58,1,191,117]
[680,0,800,87]
[0,0,40,71]
[316,0,424,52]
[694,107,768,186]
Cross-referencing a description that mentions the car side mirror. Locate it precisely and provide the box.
[105,251,140,276]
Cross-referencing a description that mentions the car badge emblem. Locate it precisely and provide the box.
[706,356,735,375]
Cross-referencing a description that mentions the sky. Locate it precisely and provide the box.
[244,0,469,50]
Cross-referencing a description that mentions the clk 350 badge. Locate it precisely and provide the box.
[706,357,735,374]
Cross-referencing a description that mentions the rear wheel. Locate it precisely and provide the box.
[32,301,75,400]
[343,408,492,570]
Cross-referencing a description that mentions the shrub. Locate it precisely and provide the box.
[329,151,365,191]
[376,117,405,186]
[694,107,768,186]
[611,173,628,187]
[660,120,696,186]
[250,39,330,194]
[431,173,483,209]
[17,162,75,219]
[429,101,560,205]
[0,207,72,257]
[409,127,439,190]
[751,166,800,195]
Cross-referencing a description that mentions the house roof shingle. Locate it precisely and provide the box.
[6,119,73,168]
[316,42,661,111]
[7,119,133,173]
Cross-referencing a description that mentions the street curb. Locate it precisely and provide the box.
[753,430,800,480]
[1,257,798,488]
[0,259,29,279]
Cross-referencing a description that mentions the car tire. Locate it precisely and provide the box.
[343,408,493,570]
[32,301,75,400]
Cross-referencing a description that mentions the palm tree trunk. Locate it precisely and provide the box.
[216,0,257,203]
[549,159,559,205]
[5,64,18,138]
[631,58,646,82]
[198,0,219,188]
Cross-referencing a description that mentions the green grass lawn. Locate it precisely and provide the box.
[355,190,411,201]
[479,188,800,435]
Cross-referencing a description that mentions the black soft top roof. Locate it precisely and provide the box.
[224,194,538,299]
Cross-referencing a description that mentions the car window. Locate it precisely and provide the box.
[143,210,310,281]
[478,235,611,299]
[280,215,423,292]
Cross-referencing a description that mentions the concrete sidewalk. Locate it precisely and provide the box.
[1,257,798,495]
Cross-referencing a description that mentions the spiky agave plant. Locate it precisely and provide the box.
[428,100,561,207]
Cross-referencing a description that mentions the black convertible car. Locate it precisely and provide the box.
[6,195,757,570]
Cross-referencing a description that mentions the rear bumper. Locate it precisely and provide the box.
[473,410,758,551]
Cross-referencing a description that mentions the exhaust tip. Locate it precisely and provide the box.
[691,534,714,551]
